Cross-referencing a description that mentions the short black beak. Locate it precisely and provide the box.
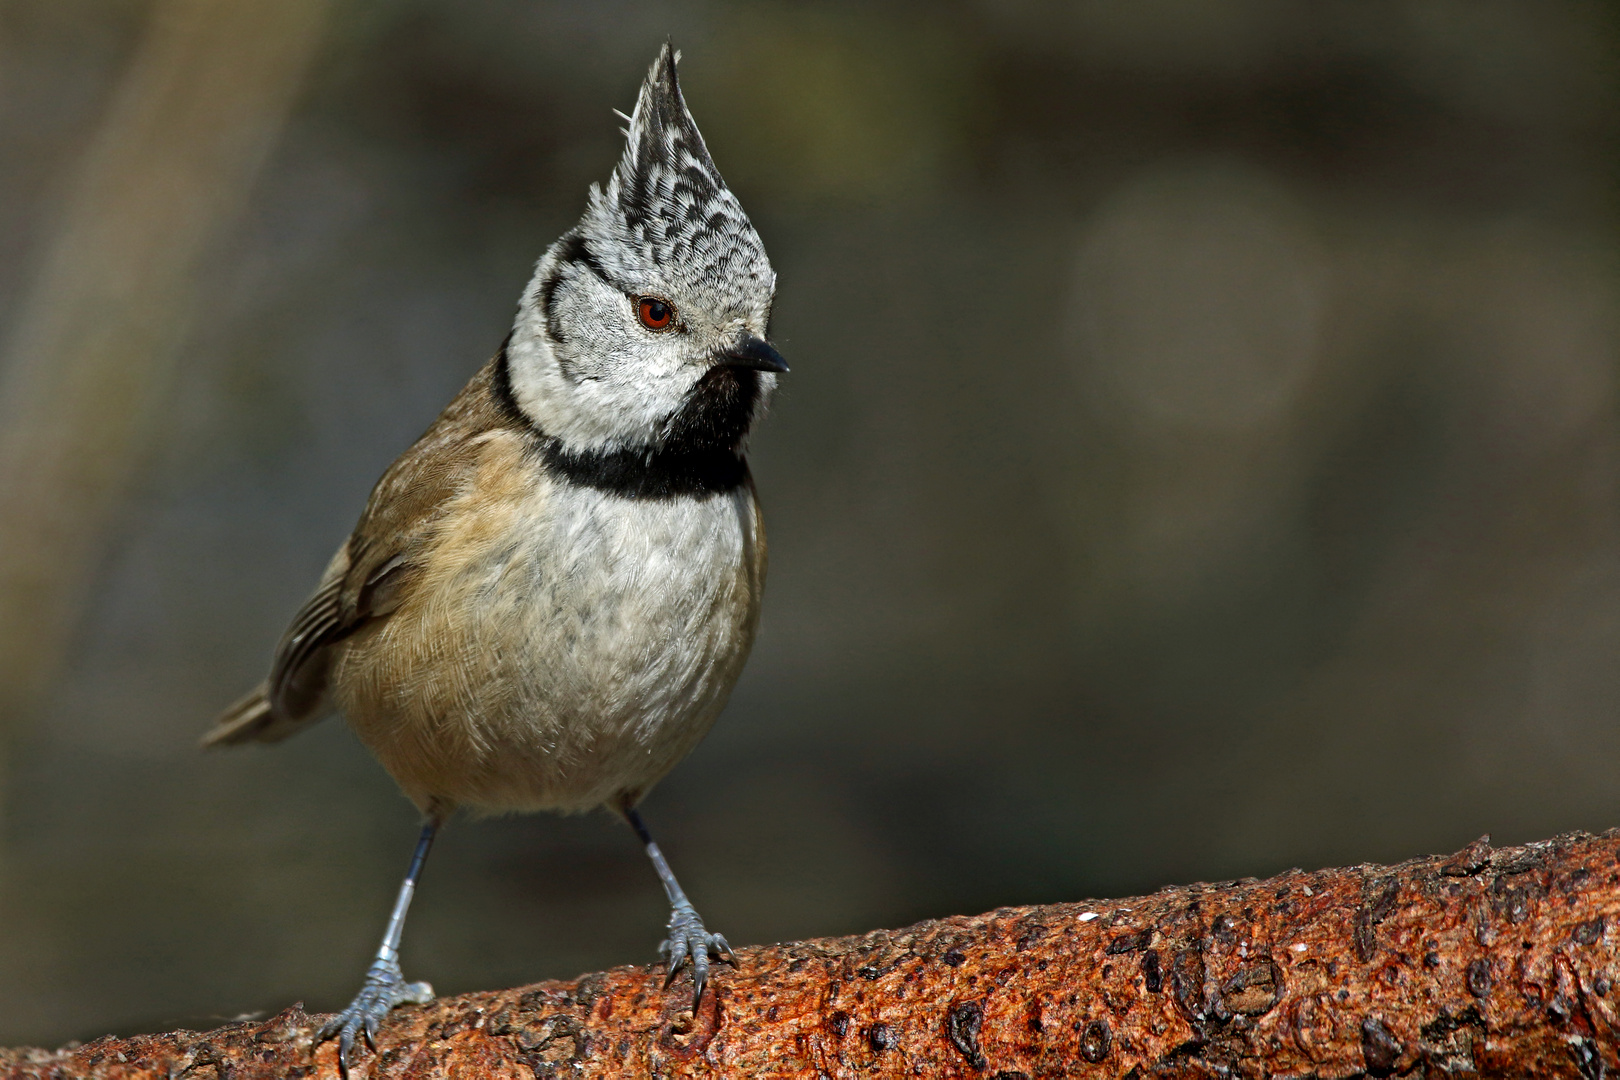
[715,334,789,374]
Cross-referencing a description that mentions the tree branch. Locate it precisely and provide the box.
[5,830,1620,1077]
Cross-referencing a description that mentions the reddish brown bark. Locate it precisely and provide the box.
[6,830,1620,1078]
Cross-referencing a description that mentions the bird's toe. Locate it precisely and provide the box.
[661,901,732,1009]
[316,959,435,1077]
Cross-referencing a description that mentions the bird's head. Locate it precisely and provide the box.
[506,43,783,459]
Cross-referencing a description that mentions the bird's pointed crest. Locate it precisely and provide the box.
[580,43,773,308]
[608,43,720,231]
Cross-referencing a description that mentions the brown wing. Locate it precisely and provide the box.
[202,354,524,747]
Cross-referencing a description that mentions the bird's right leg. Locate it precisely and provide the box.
[619,798,734,1009]
[317,816,440,1076]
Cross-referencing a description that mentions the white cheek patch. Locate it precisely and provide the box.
[548,272,630,380]
[508,260,705,452]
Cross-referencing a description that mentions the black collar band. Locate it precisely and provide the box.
[493,337,754,500]
[537,438,747,499]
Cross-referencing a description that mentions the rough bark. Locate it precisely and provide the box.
[6,830,1620,1078]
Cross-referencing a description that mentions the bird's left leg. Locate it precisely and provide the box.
[619,797,735,1008]
[317,816,440,1075]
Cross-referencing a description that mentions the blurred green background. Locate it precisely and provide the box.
[1,0,1618,1048]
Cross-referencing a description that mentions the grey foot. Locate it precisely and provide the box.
[659,899,735,1009]
[316,958,433,1076]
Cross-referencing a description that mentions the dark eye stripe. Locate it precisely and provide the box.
[556,233,618,288]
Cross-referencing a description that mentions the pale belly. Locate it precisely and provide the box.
[332,478,765,815]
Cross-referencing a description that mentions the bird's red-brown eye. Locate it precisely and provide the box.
[637,296,674,331]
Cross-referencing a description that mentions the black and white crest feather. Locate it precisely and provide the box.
[580,44,773,314]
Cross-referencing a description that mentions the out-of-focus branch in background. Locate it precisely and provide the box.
[0,0,329,763]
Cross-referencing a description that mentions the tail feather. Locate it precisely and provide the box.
[202,682,319,747]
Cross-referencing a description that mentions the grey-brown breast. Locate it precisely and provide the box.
[328,430,766,815]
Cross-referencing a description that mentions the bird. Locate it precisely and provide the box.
[202,43,786,1074]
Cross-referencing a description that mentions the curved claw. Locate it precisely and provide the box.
[316,960,434,1078]
[338,1027,358,1076]
[664,934,692,987]
[659,900,733,1011]
[691,948,710,1009]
